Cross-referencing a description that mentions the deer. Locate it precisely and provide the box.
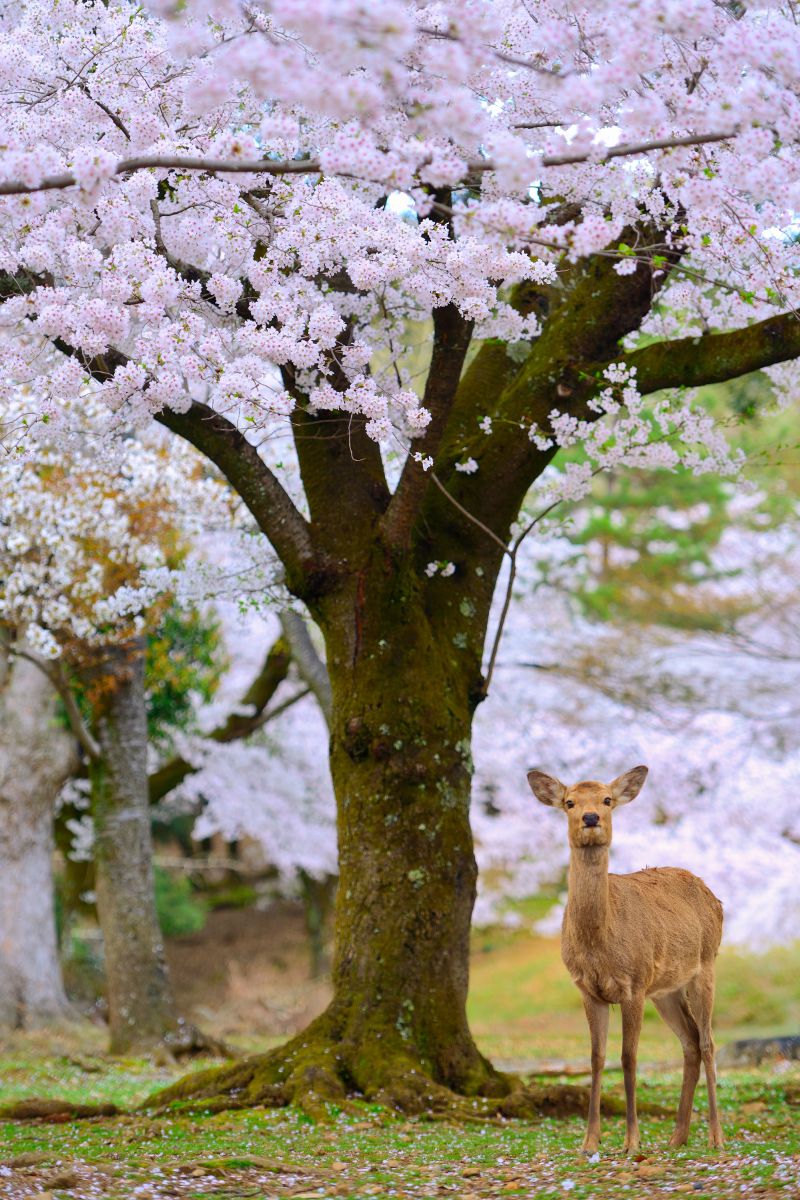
[527,765,724,1155]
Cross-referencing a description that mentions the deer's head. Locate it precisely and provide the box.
[527,766,648,848]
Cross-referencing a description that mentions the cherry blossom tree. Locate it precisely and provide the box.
[2,0,800,1109]
[0,393,231,1049]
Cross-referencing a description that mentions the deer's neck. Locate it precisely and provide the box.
[566,845,611,940]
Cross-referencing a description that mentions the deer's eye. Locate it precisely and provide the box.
[603,797,612,806]
[565,800,575,809]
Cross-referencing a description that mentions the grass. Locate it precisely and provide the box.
[1,928,798,1198]
[0,1066,798,1198]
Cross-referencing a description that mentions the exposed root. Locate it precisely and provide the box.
[497,1084,670,1120]
[0,1098,118,1121]
[154,1020,238,1064]
[143,1013,640,1123]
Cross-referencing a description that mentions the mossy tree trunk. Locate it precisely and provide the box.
[89,643,177,1053]
[316,570,499,1101]
[154,562,513,1112]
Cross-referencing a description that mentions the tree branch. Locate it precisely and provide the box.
[149,633,295,803]
[11,646,100,761]
[48,338,318,592]
[624,312,800,394]
[0,131,738,198]
[278,611,332,729]
[156,402,318,591]
[383,302,474,547]
[422,221,685,548]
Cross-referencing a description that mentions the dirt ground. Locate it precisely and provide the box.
[166,902,332,1044]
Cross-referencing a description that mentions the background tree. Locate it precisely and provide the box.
[1,0,800,1109]
[0,633,77,1029]
[0,395,232,1050]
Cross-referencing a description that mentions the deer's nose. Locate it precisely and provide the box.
[582,812,600,828]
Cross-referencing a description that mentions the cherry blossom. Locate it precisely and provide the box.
[0,394,233,661]
[0,0,798,472]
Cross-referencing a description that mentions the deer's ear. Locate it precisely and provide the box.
[527,770,566,807]
[610,765,648,806]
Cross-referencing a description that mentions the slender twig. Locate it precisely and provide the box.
[428,471,510,556]
[480,468,606,698]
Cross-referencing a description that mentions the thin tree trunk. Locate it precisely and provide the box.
[90,644,177,1052]
[0,648,77,1028]
[298,870,336,979]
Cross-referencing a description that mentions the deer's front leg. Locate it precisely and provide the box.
[620,993,645,1153]
[581,992,609,1154]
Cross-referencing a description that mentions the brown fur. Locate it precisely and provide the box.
[528,766,724,1154]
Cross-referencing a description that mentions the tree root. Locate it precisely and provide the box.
[143,1014,670,1123]
[153,1020,239,1064]
[0,1098,118,1121]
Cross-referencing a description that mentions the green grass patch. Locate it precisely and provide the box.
[0,1064,798,1198]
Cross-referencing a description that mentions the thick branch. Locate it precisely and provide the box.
[625,312,800,394]
[156,402,317,590]
[415,224,682,571]
[0,132,738,197]
[286,308,390,544]
[48,338,317,591]
[384,303,474,547]
[149,634,293,803]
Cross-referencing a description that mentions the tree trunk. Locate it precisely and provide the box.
[90,644,177,1052]
[298,870,335,979]
[0,649,77,1028]
[154,568,516,1114]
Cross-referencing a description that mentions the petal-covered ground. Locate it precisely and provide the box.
[1,1048,797,1200]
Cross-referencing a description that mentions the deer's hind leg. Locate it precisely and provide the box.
[652,988,701,1147]
[581,992,609,1154]
[686,965,724,1148]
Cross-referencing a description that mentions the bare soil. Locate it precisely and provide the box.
[165,902,331,1045]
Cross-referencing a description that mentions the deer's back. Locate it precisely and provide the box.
[563,867,723,1003]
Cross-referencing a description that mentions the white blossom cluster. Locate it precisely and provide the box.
[0,0,799,450]
[0,395,233,658]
